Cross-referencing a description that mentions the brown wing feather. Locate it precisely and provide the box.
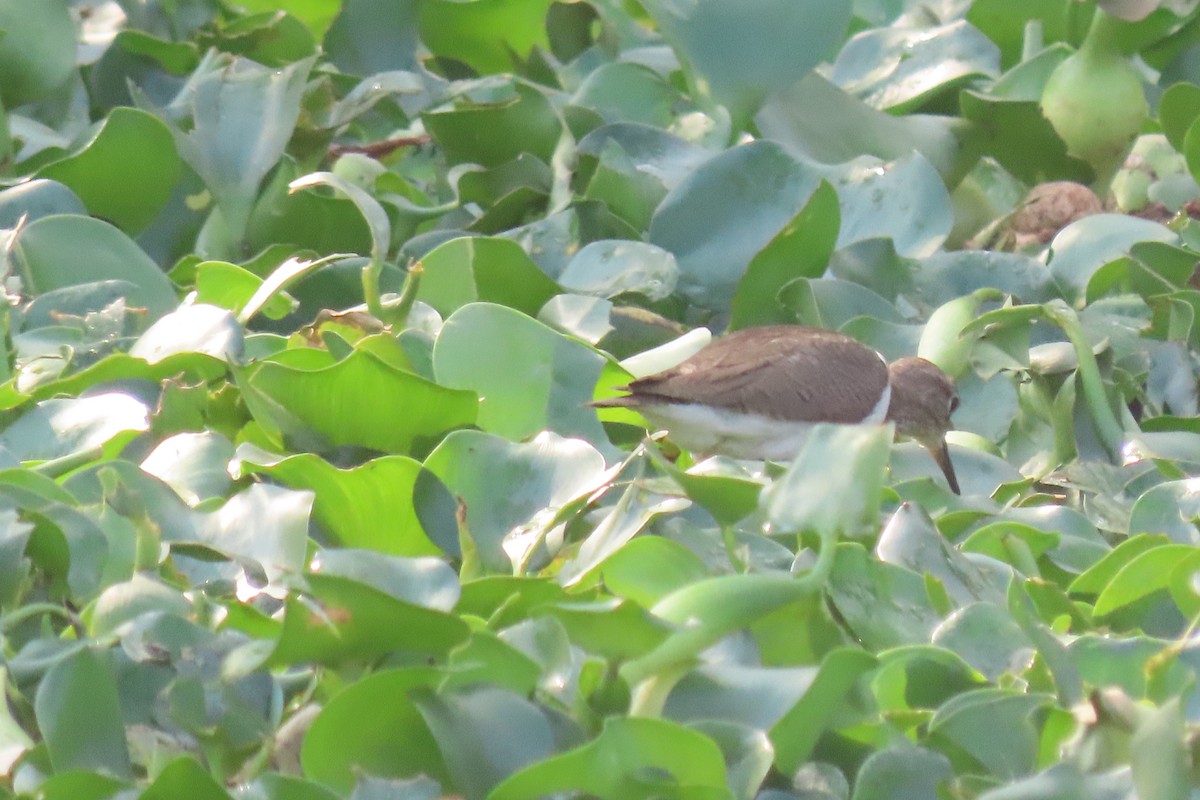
[611,326,889,423]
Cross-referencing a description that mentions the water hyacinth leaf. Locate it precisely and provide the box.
[271,573,470,666]
[730,180,841,330]
[654,456,764,528]
[325,0,421,74]
[413,686,556,799]
[88,574,191,638]
[621,573,828,688]
[1091,543,1199,616]
[877,503,1004,606]
[829,20,1001,113]
[433,303,609,446]
[141,757,231,800]
[640,0,852,122]
[571,63,679,127]
[0,180,87,227]
[234,445,441,556]
[576,123,710,193]
[194,260,295,319]
[166,55,315,242]
[422,80,562,169]
[558,240,679,301]
[301,668,448,793]
[557,477,688,588]
[34,648,132,778]
[927,689,1052,778]
[851,746,953,800]
[781,277,904,330]
[37,107,180,234]
[1128,481,1200,542]
[596,536,710,608]
[416,237,560,318]
[418,0,555,74]
[770,648,878,774]
[130,304,244,364]
[918,289,1004,377]
[931,602,1035,681]
[312,550,460,611]
[420,430,607,574]
[489,717,728,800]
[289,171,389,273]
[763,424,892,539]
[1069,533,1171,595]
[237,349,478,455]
[10,215,179,319]
[665,663,819,729]
[649,140,823,311]
[0,0,75,108]
[832,152,953,258]
[756,73,962,177]
[194,483,311,588]
[141,432,236,506]
[1159,81,1200,152]
[1131,698,1190,800]
[825,544,943,649]
[0,393,149,462]
[1048,214,1177,304]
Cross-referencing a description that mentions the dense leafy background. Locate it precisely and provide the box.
[4,0,1200,798]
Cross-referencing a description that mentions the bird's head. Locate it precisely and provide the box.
[885,357,960,493]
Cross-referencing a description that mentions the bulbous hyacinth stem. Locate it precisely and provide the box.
[1040,9,1148,191]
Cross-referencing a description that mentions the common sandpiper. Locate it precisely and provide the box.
[593,325,961,493]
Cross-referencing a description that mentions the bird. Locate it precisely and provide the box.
[592,325,961,494]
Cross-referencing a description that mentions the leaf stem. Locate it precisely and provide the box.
[1043,301,1126,460]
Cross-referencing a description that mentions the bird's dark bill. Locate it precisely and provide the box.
[927,440,961,495]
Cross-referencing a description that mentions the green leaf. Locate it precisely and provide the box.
[433,303,609,446]
[1069,533,1170,595]
[235,446,441,556]
[758,74,962,178]
[34,648,132,778]
[851,745,952,800]
[416,238,560,317]
[489,717,729,800]
[10,215,179,319]
[237,348,478,455]
[770,648,878,773]
[420,430,606,574]
[0,0,74,107]
[649,141,823,311]
[141,757,232,800]
[423,80,562,168]
[641,0,852,122]
[419,0,556,75]
[1131,699,1190,800]
[762,424,892,539]
[325,0,421,74]
[927,689,1053,778]
[830,20,1000,113]
[301,668,448,793]
[165,55,315,243]
[730,180,841,330]
[413,687,556,799]
[596,536,710,608]
[37,108,181,234]
[1048,214,1177,304]
[1091,543,1199,616]
[271,572,469,666]
[0,393,149,462]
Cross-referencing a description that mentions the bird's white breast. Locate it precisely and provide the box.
[638,384,891,461]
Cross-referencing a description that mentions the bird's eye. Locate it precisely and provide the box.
[949,395,959,413]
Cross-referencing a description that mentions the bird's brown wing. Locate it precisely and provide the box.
[616,326,889,423]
